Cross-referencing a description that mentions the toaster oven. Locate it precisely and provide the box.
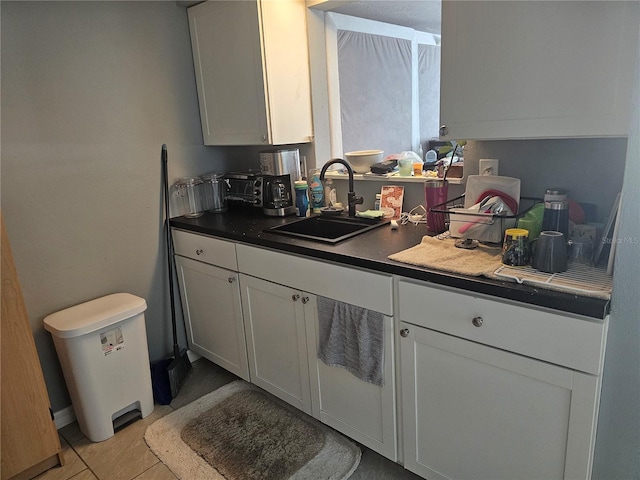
[225,171,264,208]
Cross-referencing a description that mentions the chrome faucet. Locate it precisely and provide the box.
[319,158,363,217]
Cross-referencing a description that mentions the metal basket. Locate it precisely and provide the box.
[430,196,542,244]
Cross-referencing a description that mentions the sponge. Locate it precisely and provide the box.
[356,210,385,219]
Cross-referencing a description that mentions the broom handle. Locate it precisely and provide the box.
[162,144,180,358]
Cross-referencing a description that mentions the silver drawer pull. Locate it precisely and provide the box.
[195,249,204,255]
[228,276,235,283]
[292,294,300,301]
[472,316,484,327]
[301,296,309,304]
[400,328,409,338]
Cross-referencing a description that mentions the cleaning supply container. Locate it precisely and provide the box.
[44,293,154,442]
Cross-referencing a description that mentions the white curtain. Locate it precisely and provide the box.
[337,30,412,156]
[419,43,441,143]
[337,29,441,157]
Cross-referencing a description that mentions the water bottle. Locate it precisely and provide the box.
[294,180,309,217]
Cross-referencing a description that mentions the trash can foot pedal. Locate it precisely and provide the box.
[113,409,142,432]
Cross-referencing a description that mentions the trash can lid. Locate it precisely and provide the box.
[44,293,147,338]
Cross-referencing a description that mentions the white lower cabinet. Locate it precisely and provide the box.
[306,309,397,461]
[239,273,313,414]
[236,244,397,461]
[172,230,250,381]
[398,280,606,480]
[172,231,607,479]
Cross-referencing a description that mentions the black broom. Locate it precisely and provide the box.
[162,144,192,398]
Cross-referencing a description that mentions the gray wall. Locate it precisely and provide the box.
[0,1,256,411]
[592,23,640,480]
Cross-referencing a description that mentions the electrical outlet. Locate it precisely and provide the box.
[479,159,499,176]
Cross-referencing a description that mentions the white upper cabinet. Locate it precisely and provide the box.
[440,1,639,140]
[188,0,314,146]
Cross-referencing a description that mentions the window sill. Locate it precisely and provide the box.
[323,170,465,185]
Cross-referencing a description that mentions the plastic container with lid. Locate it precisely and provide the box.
[294,180,309,217]
[501,228,531,267]
[173,177,205,218]
[201,173,228,213]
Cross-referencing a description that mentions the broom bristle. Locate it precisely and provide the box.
[168,349,192,398]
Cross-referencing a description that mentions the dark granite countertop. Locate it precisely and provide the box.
[171,209,609,320]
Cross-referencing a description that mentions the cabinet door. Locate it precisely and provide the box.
[2,215,63,478]
[400,323,600,480]
[305,298,397,461]
[239,274,312,414]
[440,1,638,139]
[174,255,249,381]
[188,1,269,145]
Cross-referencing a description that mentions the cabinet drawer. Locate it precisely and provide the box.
[172,229,237,271]
[398,280,607,375]
[237,244,393,315]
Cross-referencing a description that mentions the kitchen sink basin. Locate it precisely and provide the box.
[266,215,390,243]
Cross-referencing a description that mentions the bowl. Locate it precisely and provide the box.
[344,150,384,174]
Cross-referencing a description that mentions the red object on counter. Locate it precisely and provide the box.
[568,200,586,224]
[475,189,519,214]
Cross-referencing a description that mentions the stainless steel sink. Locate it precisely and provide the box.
[266,215,390,243]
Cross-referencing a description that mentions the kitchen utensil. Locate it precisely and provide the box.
[569,238,594,265]
[344,150,384,173]
[425,179,448,234]
[544,188,568,202]
[501,228,531,267]
[263,174,296,217]
[457,196,511,235]
[542,200,569,239]
[532,231,568,273]
[201,173,228,213]
[174,177,205,218]
[398,157,413,176]
[259,148,301,196]
[161,145,192,398]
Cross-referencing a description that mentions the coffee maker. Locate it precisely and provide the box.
[262,174,296,216]
[259,148,301,199]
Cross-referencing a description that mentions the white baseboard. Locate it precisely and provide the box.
[187,350,201,363]
[54,405,76,430]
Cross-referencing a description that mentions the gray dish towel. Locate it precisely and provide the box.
[316,296,384,386]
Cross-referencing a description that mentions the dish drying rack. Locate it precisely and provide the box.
[430,195,542,244]
[493,263,612,299]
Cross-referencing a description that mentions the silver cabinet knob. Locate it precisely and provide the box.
[472,316,484,327]
[228,276,235,283]
[400,328,409,338]
[301,296,310,304]
[439,125,449,136]
[195,249,204,255]
[261,134,267,142]
[292,294,300,301]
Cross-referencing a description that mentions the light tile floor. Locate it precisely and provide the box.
[37,358,421,480]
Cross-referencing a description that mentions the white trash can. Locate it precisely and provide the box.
[44,293,154,442]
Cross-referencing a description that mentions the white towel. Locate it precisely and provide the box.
[316,296,384,386]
